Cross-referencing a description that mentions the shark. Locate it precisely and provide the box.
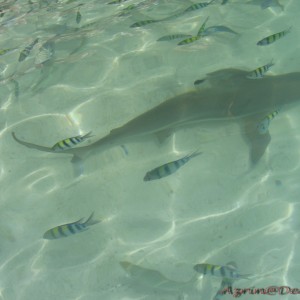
[12,68,300,173]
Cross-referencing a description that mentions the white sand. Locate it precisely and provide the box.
[0,0,299,299]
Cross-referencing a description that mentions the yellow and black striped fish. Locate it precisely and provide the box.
[178,35,200,45]
[18,38,39,62]
[247,60,274,79]
[130,19,158,28]
[144,150,202,181]
[197,16,209,37]
[52,131,93,151]
[43,212,100,240]
[184,0,215,13]
[257,109,279,134]
[0,48,16,56]
[194,263,251,280]
[107,0,129,4]
[157,34,192,42]
[118,4,136,16]
[178,17,209,45]
[257,27,291,46]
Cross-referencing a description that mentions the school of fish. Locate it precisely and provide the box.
[2,0,295,298]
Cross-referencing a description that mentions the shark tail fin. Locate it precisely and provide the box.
[12,132,54,153]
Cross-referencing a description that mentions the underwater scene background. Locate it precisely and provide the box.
[1,0,300,299]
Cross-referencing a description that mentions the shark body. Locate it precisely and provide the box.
[12,68,300,169]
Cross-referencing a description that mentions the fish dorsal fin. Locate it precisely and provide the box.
[226,261,238,270]
[75,217,84,224]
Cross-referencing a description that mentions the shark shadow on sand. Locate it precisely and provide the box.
[12,68,300,174]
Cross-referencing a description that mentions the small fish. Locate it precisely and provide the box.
[178,17,209,45]
[130,19,158,28]
[43,212,100,240]
[203,25,238,36]
[261,0,284,10]
[157,34,192,42]
[257,109,279,134]
[11,79,19,98]
[197,16,209,37]
[247,60,274,79]
[118,4,136,16]
[76,9,81,24]
[184,0,216,12]
[35,41,55,65]
[18,38,39,62]
[144,151,202,181]
[194,79,206,86]
[178,36,200,45]
[257,27,291,46]
[194,263,250,280]
[107,0,129,3]
[221,0,229,4]
[52,131,93,152]
[0,48,16,56]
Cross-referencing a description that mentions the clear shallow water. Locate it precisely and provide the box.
[1,0,300,299]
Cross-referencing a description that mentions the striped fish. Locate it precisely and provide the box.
[203,25,238,36]
[18,38,39,62]
[257,27,291,46]
[118,4,136,16]
[178,35,200,45]
[144,150,202,181]
[157,34,192,42]
[11,79,19,98]
[0,48,16,56]
[107,0,129,4]
[43,212,100,240]
[52,131,93,152]
[184,0,215,12]
[213,262,237,300]
[193,263,251,280]
[247,60,274,79]
[197,16,209,37]
[178,17,209,45]
[35,40,55,66]
[257,109,279,134]
[130,19,158,28]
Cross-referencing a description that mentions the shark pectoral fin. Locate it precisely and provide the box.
[243,120,271,164]
[12,132,54,153]
[154,129,173,144]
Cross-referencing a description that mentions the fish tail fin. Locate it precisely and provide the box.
[84,212,101,227]
[188,149,203,160]
[82,131,93,139]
